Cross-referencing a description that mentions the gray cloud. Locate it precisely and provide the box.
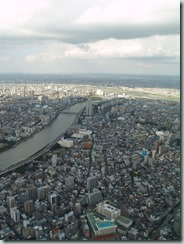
[0,22,179,48]
[0,0,180,75]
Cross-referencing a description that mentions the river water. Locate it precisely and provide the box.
[0,102,85,170]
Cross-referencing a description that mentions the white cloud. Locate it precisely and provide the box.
[24,34,179,64]
[73,0,179,25]
[65,35,179,59]
[0,0,51,29]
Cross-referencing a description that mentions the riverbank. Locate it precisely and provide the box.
[0,102,86,173]
[0,106,86,176]
[0,103,77,154]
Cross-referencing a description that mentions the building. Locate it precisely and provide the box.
[88,189,103,205]
[64,222,78,238]
[87,212,117,237]
[65,176,74,188]
[87,176,97,190]
[49,193,59,206]
[24,200,34,214]
[159,145,168,155]
[128,227,138,240]
[65,211,75,223]
[174,216,180,235]
[86,99,93,116]
[132,161,141,170]
[10,207,20,222]
[7,196,15,208]
[116,216,133,229]
[37,186,49,200]
[26,186,37,201]
[96,201,121,220]
[75,202,81,212]
[57,139,73,148]
[22,227,36,239]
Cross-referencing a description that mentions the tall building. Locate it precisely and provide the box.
[87,176,97,190]
[86,99,93,116]
[24,200,34,214]
[26,187,37,201]
[7,196,16,208]
[49,193,59,206]
[10,207,20,222]
[37,186,49,200]
[88,188,102,205]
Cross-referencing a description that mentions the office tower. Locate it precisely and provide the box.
[26,187,37,201]
[88,188,102,205]
[87,176,97,190]
[155,140,160,151]
[7,196,16,208]
[49,193,59,206]
[37,186,49,200]
[152,150,157,159]
[24,200,34,214]
[10,207,20,222]
[21,86,26,98]
[86,99,93,116]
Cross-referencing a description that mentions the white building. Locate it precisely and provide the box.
[57,139,73,148]
[10,207,20,222]
[49,193,59,206]
[96,89,104,96]
[96,201,121,220]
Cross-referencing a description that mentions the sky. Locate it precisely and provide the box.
[0,0,180,75]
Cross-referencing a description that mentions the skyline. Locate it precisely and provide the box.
[0,0,180,75]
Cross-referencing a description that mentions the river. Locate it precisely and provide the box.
[0,102,85,170]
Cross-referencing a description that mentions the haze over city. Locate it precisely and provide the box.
[0,0,180,75]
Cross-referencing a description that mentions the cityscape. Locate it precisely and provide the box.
[0,75,181,241]
[0,0,181,242]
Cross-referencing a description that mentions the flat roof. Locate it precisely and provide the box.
[87,212,117,231]
[87,212,98,231]
[117,216,132,225]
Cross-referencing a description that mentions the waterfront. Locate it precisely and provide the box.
[0,102,85,171]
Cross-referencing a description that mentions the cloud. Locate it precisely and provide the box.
[73,0,179,25]
[24,34,179,67]
[0,0,179,45]
[0,0,51,29]
[0,0,180,75]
